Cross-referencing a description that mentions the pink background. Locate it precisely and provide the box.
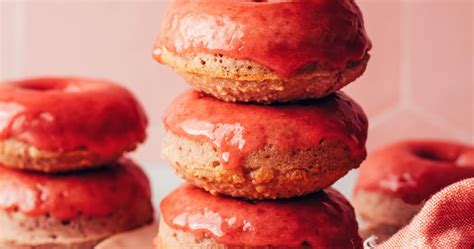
[1,0,472,188]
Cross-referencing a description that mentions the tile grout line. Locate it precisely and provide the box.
[409,104,471,142]
[369,104,404,130]
[368,0,414,136]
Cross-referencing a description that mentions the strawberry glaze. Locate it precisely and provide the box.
[0,77,147,157]
[0,158,151,220]
[154,0,371,77]
[161,184,362,248]
[355,141,474,205]
[163,90,368,169]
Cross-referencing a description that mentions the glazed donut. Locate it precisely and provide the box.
[162,90,368,200]
[0,158,154,249]
[0,77,147,172]
[154,0,371,103]
[352,140,474,241]
[156,184,362,249]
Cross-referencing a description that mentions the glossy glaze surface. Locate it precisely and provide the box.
[0,158,151,220]
[355,141,474,204]
[163,90,368,169]
[154,0,371,77]
[0,77,147,157]
[161,184,362,248]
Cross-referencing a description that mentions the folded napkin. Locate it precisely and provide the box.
[374,177,474,249]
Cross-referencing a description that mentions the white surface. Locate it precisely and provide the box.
[95,223,158,249]
[141,161,185,210]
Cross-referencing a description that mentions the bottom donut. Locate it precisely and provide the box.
[156,184,362,249]
[0,158,154,249]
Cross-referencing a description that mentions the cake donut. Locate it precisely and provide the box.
[353,140,474,240]
[0,158,154,249]
[156,184,362,249]
[154,0,371,103]
[0,77,147,172]
[162,90,368,199]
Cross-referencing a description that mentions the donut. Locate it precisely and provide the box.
[352,140,474,241]
[0,158,154,249]
[156,184,362,249]
[162,90,368,199]
[0,77,148,172]
[154,0,371,103]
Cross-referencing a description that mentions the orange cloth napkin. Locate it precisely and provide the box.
[377,177,474,249]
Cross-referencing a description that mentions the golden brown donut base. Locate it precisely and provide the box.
[353,190,421,242]
[159,47,369,103]
[0,139,138,173]
[162,131,365,200]
[155,217,309,249]
[0,203,154,249]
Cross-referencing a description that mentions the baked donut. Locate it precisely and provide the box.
[154,0,371,103]
[162,90,368,199]
[0,77,147,172]
[0,158,154,249]
[352,140,474,241]
[156,184,362,249]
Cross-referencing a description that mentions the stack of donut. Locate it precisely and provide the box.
[154,0,371,248]
[0,77,154,249]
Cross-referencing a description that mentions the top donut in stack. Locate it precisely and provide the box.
[154,0,371,103]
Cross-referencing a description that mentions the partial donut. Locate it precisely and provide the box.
[0,77,148,172]
[162,90,368,199]
[0,158,154,249]
[156,184,362,249]
[154,0,371,103]
[352,140,474,241]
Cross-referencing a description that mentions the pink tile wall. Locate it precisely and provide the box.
[0,2,22,79]
[345,0,401,118]
[1,1,473,165]
[409,1,473,136]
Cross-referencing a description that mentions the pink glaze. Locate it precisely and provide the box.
[355,140,474,205]
[163,90,368,169]
[0,158,151,220]
[154,0,371,77]
[0,77,147,158]
[161,184,362,248]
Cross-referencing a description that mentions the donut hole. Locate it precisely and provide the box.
[414,149,455,163]
[61,220,71,226]
[16,78,69,92]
